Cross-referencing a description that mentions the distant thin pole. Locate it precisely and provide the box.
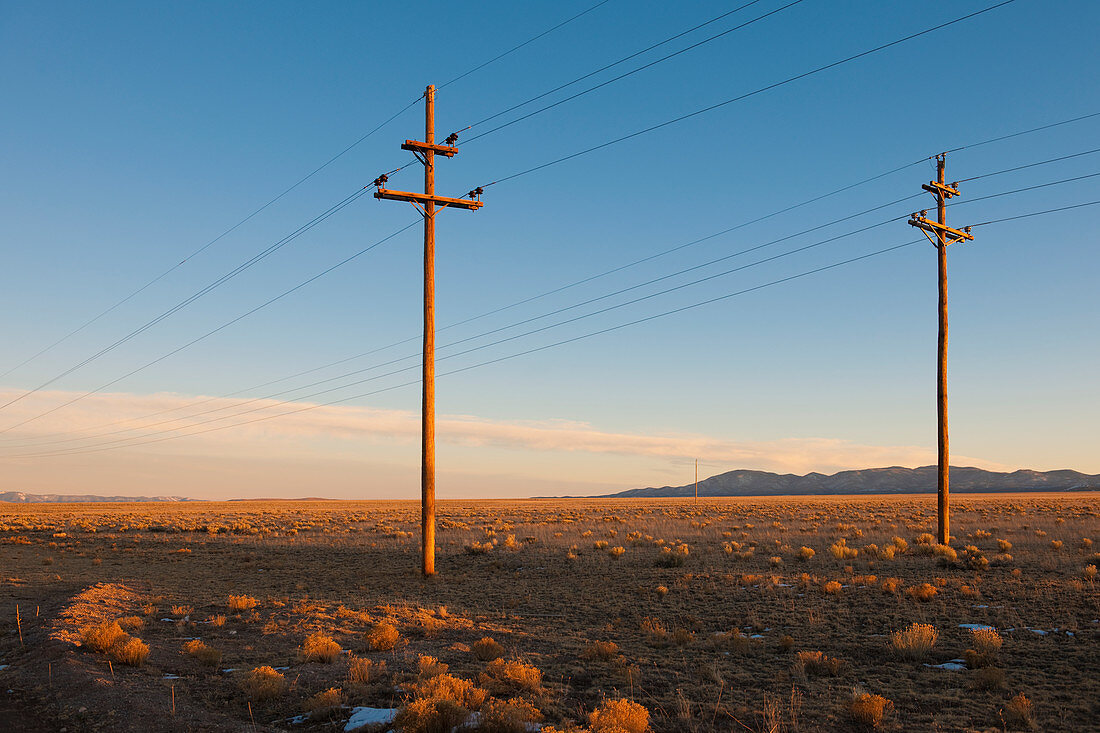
[695,458,699,504]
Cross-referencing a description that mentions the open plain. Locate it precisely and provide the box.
[0,494,1097,732]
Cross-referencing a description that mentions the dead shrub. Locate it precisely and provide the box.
[418,654,449,678]
[588,698,650,733]
[881,577,901,594]
[347,655,380,685]
[798,546,815,560]
[849,693,892,727]
[81,620,128,653]
[472,636,505,661]
[970,667,1006,691]
[117,616,144,632]
[300,631,342,663]
[396,674,488,733]
[1004,693,1036,730]
[183,639,222,667]
[482,658,543,692]
[303,687,344,718]
[480,697,544,733]
[822,580,842,595]
[228,594,259,612]
[794,650,844,677]
[964,628,1003,668]
[110,636,150,666]
[582,641,619,661]
[906,583,938,602]
[241,666,288,700]
[367,622,401,651]
[890,623,937,660]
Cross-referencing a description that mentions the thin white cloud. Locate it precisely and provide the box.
[0,387,1007,475]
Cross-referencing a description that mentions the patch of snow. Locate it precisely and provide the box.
[0,665,9,671]
[1066,631,1075,637]
[287,714,309,725]
[971,604,988,609]
[1029,629,1048,636]
[274,666,290,671]
[345,707,398,731]
[163,674,181,680]
[220,668,239,674]
[925,659,967,671]
[749,634,765,639]
[958,623,995,631]
[161,618,174,622]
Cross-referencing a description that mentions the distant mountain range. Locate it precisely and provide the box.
[0,491,193,503]
[609,466,1100,498]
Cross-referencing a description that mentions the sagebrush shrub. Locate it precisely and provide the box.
[891,623,937,660]
[588,699,649,733]
[240,666,288,700]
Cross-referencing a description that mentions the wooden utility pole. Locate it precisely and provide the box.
[908,154,973,545]
[373,85,485,576]
[695,459,699,504]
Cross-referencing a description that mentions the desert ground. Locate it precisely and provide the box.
[0,494,1097,732]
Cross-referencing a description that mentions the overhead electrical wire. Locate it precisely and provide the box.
[438,0,617,89]
[0,1,616,381]
[457,0,804,144]
[475,0,1020,188]
[0,220,421,435]
[0,186,374,416]
[452,0,770,133]
[10,183,1096,459]
[7,137,1097,448]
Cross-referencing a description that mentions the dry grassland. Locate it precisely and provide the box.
[0,493,1097,732]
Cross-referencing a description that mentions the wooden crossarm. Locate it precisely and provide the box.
[922,181,961,199]
[401,139,459,157]
[908,216,973,243]
[374,188,483,210]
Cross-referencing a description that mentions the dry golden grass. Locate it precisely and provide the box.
[890,622,937,660]
[299,631,342,663]
[849,692,892,727]
[582,641,619,661]
[964,628,1003,668]
[367,621,400,651]
[183,639,222,667]
[905,582,938,601]
[794,650,844,677]
[302,687,343,717]
[110,636,150,666]
[227,594,258,612]
[588,698,650,733]
[240,665,288,700]
[80,620,128,653]
[472,636,504,661]
[4,494,1098,731]
[1004,693,1037,730]
[482,658,543,692]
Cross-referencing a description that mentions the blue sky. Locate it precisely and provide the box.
[1,0,1097,498]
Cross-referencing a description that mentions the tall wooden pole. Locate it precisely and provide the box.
[373,86,484,577]
[421,85,437,576]
[909,155,972,547]
[935,156,950,546]
[694,459,698,504]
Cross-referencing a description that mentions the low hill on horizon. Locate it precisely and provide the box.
[608,465,1100,498]
[0,491,193,503]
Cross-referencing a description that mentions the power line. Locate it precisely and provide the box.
[944,111,1100,155]
[452,0,769,134]
[0,3,618,381]
[438,0,617,89]
[9,143,1097,448]
[459,0,804,144]
[10,190,1098,460]
[478,0,1020,188]
[1,237,931,459]
[2,195,911,450]
[957,147,1100,182]
[0,98,423,381]
[0,220,420,435]
[0,185,373,418]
